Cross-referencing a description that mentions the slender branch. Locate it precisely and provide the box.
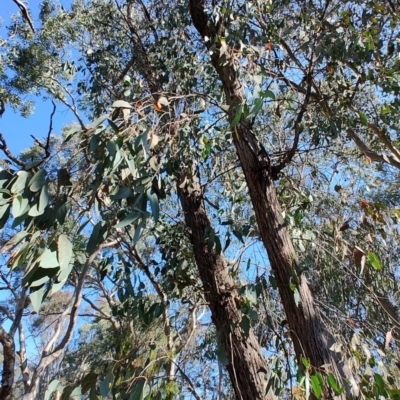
[25,239,118,398]
[173,360,202,400]
[12,0,35,33]
[0,99,4,117]
[0,132,26,167]
[120,236,172,346]
[81,294,119,330]
[367,122,400,160]
[346,128,400,169]
[9,287,27,337]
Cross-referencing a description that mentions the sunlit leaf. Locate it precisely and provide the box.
[368,251,382,270]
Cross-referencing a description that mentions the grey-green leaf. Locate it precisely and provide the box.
[30,286,46,313]
[146,188,159,222]
[39,249,60,269]
[58,234,73,271]
[11,171,31,194]
[29,169,47,192]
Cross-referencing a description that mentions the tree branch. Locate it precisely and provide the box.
[12,0,35,33]
[24,239,118,399]
[0,132,26,167]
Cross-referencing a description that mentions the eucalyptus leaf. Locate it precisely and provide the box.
[29,169,47,192]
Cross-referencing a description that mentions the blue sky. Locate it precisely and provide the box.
[0,0,74,155]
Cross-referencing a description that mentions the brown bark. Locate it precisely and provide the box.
[0,326,15,400]
[180,171,276,400]
[117,10,278,396]
[189,0,346,397]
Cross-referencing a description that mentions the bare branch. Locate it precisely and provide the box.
[0,99,4,117]
[346,128,400,170]
[0,132,26,167]
[17,324,30,393]
[12,0,35,33]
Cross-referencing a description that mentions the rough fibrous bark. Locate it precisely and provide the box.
[180,172,276,400]
[0,327,15,400]
[121,12,278,396]
[189,0,346,397]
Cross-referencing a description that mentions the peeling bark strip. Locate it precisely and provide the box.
[189,0,346,398]
[180,173,277,400]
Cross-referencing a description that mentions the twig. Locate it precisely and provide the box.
[45,101,56,156]
[12,0,35,33]
[0,99,5,117]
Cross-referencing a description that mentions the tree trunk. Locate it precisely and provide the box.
[189,1,346,397]
[122,13,279,395]
[179,170,276,400]
[0,327,15,400]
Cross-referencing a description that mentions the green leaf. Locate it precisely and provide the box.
[77,219,90,235]
[359,112,368,124]
[368,251,382,270]
[39,249,60,269]
[302,357,311,369]
[230,104,243,128]
[87,114,109,129]
[30,286,46,313]
[69,385,82,399]
[310,375,322,398]
[248,98,263,119]
[56,202,68,225]
[29,169,46,192]
[58,234,73,271]
[100,372,114,397]
[0,170,13,187]
[50,278,67,295]
[240,315,251,337]
[12,195,29,218]
[86,221,108,255]
[0,203,10,228]
[132,221,144,244]
[115,211,141,228]
[327,373,344,395]
[107,119,120,133]
[28,203,44,217]
[110,187,133,200]
[374,373,386,394]
[80,372,98,394]
[30,184,49,216]
[260,89,276,100]
[107,140,116,159]
[146,188,159,222]
[11,171,30,194]
[130,379,145,400]
[44,380,63,400]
